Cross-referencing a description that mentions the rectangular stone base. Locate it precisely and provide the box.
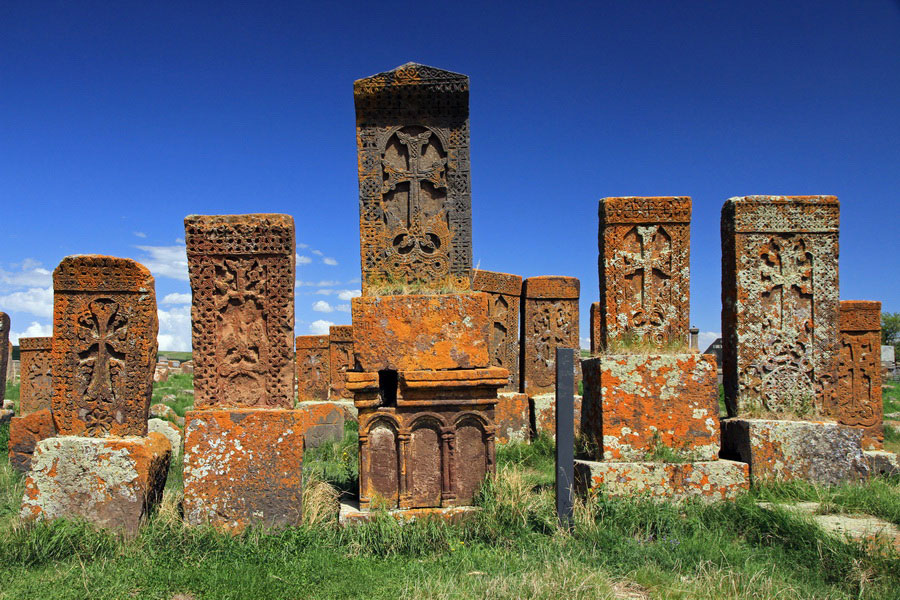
[495,393,529,444]
[865,450,900,477]
[574,459,749,501]
[294,401,347,448]
[183,409,304,532]
[721,419,869,485]
[338,499,479,526]
[20,433,171,535]
[531,393,582,440]
[9,409,57,472]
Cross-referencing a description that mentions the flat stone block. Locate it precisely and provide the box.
[575,459,749,501]
[9,409,57,472]
[351,293,490,372]
[532,393,582,441]
[339,499,479,526]
[721,418,869,484]
[582,354,719,461]
[294,401,346,448]
[495,393,529,444]
[148,418,182,459]
[865,450,900,477]
[182,409,304,531]
[20,433,171,535]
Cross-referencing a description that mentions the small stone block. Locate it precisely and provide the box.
[182,409,304,531]
[294,401,346,448]
[351,293,490,372]
[338,499,479,526]
[581,354,720,461]
[575,459,749,501]
[531,393,582,441]
[495,393,529,444]
[148,418,182,459]
[865,450,900,477]
[721,418,869,484]
[9,409,57,472]
[20,433,171,535]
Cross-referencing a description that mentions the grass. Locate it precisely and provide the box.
[151,373,196,418]
[597,332,690,356]
[157,351,193,363]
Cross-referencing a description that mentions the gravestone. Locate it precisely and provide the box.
[183,214,304,531]
[295,335,330,401]
[185,214,295,409]
[328,325,354,399]
[21,256,170,534]
[838,301,883,449]
[520,276,580,397]
[0,313,9,404]
[355,63,472,293]
[9,337,56,472]
[472,270,522,392]
[721,196,840,417]
[597,197,691,347]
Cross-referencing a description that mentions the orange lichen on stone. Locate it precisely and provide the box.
[472,270,523,391]
[18,337,53,414]
[532,393,582,441]
[351,293,490,372]
[51,255,158,437]
[495,393,529,444]
[8,409,56,472]
[182,409,305,532]
[295,335,330,401]
[521,276,580,396]
[582,354,720,461]
[293,401,347,448]
[837,301,883,449]
[575,459,749,501]
[328,326,354,399]
[20,432,171,536]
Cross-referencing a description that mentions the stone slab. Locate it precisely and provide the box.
[148,418,182,459]
[837,300,883,449]
[865,450,900,477]
[721,418,869,484]
[295,335,330,401]
[575,459,749,501]
[338,499,479,526]
[472,270,522,392]
[8,409,57,472]
[521,276,580,396]
[182,409,304,531]
[294,401,346,448]
[18,337,53,414]
[20,432,171,535]
[351,293,490,372]
[532,393,582,441]
[495,392,529,444]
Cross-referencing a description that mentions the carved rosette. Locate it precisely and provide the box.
[185,214,296,409]
[521,276,580,396]
[355,63,472,292]
[51,256,158,437]
[721,196,840,417]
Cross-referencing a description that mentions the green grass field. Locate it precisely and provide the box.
[1,378,899,599]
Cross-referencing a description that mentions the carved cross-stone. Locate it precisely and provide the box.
[77,299,128,434]
[758,237,813,332]
[19,337,54,414]
[837,300,883,448]
[622,225,672,331]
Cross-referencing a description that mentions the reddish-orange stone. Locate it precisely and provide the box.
[837,301,883,449]
[8,409,56,472]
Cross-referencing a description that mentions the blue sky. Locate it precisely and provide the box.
[1,1,898,351]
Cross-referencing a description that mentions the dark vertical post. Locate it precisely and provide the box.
[555,347,575,528]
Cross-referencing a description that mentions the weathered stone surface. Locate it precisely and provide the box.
[149,403,179,422]
[18,337,53,414]
[721,196,840,417]
[8,409,56,472]
[328,326,354,400]
[495,392,529,444]
[721,418,869,484]
[182,409,304,531]
[589,302,601,354]
[20,433,171,535]
[0,312,9,404]
[295,335,330,401]
[339,499,479,526]
[521,276,580,396]
[52,256,158,437]
[532,393,582,441]
[575,459,749,501]
[472,270,522,392]
[148,418,182,459]
[837,301,882,449]
[581,354,720,461]
[294,401,346,448]
[0,409,12,425]
[355,63,472,292]
[597,197,691,347]
[351,293,490,372]
[865,450,900,477]
[185,214,295,409]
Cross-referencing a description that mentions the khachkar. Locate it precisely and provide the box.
[837,301,883,449]
[472,270,522,392]
[576,197,749,500]
[349,64,507,515]
[0,312,9,408]
[719,197,869,483]
[183,214,305,531]
[295,335,330,401]
[8,337,56,471]
[21,256,171,534]
[329,325,354,399]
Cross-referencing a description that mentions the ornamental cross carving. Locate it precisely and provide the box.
[28,353,52,391]
[77,298,128,433]
[840,335,876,425]
[759,237,813,331]
[622,225,672,327]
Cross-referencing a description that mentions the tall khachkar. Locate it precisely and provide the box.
[185,214,296,409]
[597,197,691,347]
[721,196,840,417]
[838,301,883,449]
[355,63,472,292]
[472,270,522,392]
[9,337,56,472]
[0,312,9,404]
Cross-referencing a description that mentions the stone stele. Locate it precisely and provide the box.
[51,255,158,437]
[185,214,296,409]
[355,63,472,292]
[520,276,580,396]
[472,269,523,392]
[18,336,53,414]
[837,300,883,449]
[295,335,330,401]
[721,196,840,417]
[597,197,691,347]
[328,325,354,400]
[0,312,9,404]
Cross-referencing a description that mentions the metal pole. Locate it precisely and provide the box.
[555,347,575,529]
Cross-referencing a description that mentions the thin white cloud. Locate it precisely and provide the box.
[337,289,361,301]
[312,300,334,313]
[162,292,192,305]
[580,337,591,350]
[336,304,351,313]
[133,231,147,238]
[0,286,53,318]
[10,321,52,344]
[297,255,313,265]
[309,319,334,335]
[311,249,324,256]
[698,331,721,353]
[296,279,342,288]
[135,244,189,281]
[297,242,309,249]
[0,260,53,288]
[322,257,338,266]
[314,289,335,295]
[157,305,192,351]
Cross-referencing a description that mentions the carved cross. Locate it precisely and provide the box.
[622,226,671,321]
[840,336,875,423]
[759,238,813,330]
[77,299,127,432]
[28,354,52,391]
